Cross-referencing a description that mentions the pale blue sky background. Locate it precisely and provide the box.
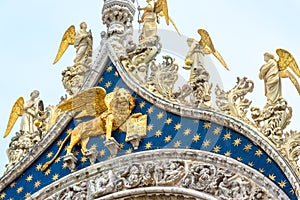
[0,0,300,174]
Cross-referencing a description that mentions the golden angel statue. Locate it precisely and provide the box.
[4,90,41,138]
[259,49,300,104]
[138,0,180,40]
[53,22,93,66]
[185,29,229,71]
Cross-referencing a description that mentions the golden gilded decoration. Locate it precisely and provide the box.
[138,0,180,38]
[42,87,147,170]
[54,22,93,95]
[155,0,169,25]
[3,97,24,138]
[4,91,62,171]
[58,87,107,118]
[155,0,180,35]
[125,114,147,141]
[197,29,229,70]
[53,25,76,64]
[276,48,300,94]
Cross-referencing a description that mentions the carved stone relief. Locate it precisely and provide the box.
[30,150,287,199]
[45,181,87,200]
[89,160,273,200]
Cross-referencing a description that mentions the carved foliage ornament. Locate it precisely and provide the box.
[215,77,254,125]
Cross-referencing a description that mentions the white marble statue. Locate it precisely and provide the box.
[20,90,40,134]
[73,22,93,66]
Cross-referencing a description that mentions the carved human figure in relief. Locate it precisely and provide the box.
[259,52,282,105]
[74,22,93,65]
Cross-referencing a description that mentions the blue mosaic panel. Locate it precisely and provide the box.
[0,61,297,200]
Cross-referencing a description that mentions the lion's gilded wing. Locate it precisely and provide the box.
[198,29,229,70]
[4,97,24,138]
[53,25,76,65]
[276,48,300,77]
[58,87,107,118]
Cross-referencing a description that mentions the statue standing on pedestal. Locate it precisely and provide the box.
[176,29,228,108]
[53,22,93,95]
[252,49,300,147]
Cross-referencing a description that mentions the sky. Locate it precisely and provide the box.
[0,0,300,175]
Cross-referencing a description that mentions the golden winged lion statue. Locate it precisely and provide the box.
[42,87,147,170]
[53,22,93,66]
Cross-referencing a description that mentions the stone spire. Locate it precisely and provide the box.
[102,0,136,59]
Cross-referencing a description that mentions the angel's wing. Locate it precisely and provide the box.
[280,70,300,95]
[4,97,24,138]
[276,48,300,77]
[198,29,215,54]
[169,17,181,36]
[198,29,229,70]
[155,0,169,25]
[155,0,180,35]
[53,25,76,65]
[58,87,107,118]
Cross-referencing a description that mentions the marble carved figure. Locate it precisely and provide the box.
[53,22,93,95]
[138,0,179,40]
[175,29,229,108]
[3,90,60,171]
[259,49,300,105]
[4,90,41,137]
[53,22,93,66]
[251,49,300,147]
